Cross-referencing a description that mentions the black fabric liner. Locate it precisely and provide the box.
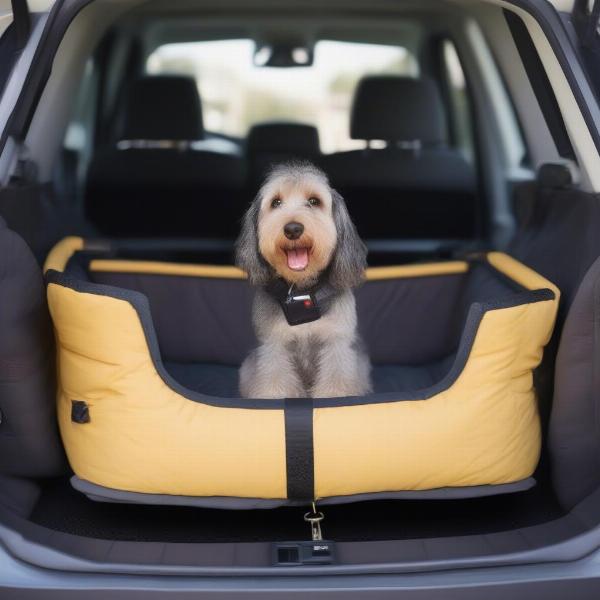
[0,217,66,478]
[91,264,465,367]
[163,356,457,398]
[508,185,600,511]
[45,262,555,409]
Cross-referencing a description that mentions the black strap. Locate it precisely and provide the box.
[284,398,314,501]
[265,278,338,326]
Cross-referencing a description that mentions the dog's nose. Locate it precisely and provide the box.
[284,222,304,240]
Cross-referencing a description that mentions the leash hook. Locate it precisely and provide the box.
[304,501,324,541]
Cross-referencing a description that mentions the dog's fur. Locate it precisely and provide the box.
[235,162,372,398]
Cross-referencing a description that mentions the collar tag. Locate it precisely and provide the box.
[281,291,321,326]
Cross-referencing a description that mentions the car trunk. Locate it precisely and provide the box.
[0,173,599,576]
[2,0,600,581]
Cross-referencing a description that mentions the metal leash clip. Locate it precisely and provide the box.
[304,501,325,541]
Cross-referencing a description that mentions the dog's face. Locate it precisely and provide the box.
[236,163,367,289]
[256,167,337,286]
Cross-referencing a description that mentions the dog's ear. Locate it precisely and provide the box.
[235,199,271,285]
[329,189,367,289]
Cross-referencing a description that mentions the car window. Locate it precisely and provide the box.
[0,0,56,100]
[0,0,56,43]
[146,39,418,153]
[0,7,11,39]
[440,39,475,164]
[27,0,57,10]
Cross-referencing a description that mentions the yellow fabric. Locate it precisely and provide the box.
[90,260,248,280]
[88,258,468,280]
[486,251,560,295]
[313,255,559,497]
[366,261,468,280]
[47,251,559,499]
[48,284,286,498]
[44,237,84,273]
[314,300,555,497]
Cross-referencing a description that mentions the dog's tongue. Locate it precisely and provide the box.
[286,248,309,271]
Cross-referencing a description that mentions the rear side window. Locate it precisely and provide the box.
[146,39,419,152]
[440,39,475,164]
[504,10,573,162]
[0,9,11,39]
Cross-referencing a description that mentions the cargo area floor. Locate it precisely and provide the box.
[29,477,564,543]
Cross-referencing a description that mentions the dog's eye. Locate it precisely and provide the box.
[271,197,282,209]
[308,197,321,207]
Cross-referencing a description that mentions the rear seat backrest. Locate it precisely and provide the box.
[85,75,246,238]
[322,76,477,240]
[245,122,321,189]
[119,75,204,142]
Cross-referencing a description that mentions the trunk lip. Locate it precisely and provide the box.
[0,486,596,578]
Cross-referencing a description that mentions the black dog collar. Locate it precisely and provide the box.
[266,279,337,326]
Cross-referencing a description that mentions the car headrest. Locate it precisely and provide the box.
[121,76,204,141]
[350,76,446,144]
[246,122,320,157]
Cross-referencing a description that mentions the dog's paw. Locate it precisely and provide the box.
[311,382,372,398]
[240,371,306,399]
[243,386,305,399]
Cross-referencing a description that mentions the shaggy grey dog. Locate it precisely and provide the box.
[235,162,372,399]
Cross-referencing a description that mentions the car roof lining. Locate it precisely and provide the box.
[118,0,476,56]
[138,21,426,59]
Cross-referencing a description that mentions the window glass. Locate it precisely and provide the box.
[27,1,58,11]
[0,8,12,39]
[146,39,418,153]
[441,40,475,163]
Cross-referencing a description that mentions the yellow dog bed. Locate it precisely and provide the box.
[44,238,559,507]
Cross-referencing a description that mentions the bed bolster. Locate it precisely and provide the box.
[313,294,557,497]
[47,280,287,499]
[44,236,84,273]
[45,246,560,504]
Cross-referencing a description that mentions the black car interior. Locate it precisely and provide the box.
[81,71,482,265]
[82,65,481,260]
[321,75,478,241]
[85,75,247,238]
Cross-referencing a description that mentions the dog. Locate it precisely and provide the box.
[235,162,372,399]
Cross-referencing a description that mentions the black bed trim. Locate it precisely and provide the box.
[70,476,536,509]
[284,398,314,501]
[45,260,555,410]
